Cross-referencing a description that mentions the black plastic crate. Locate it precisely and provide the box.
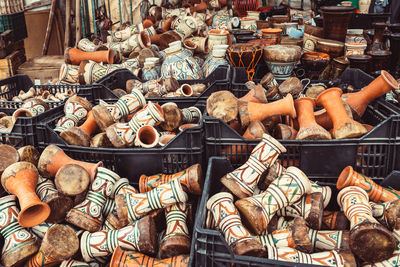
[0,75,118,147]
[95,65,231,108]
[204,98,399,180]
[190,157,400,267]
[36,100,206,179]
[0,12,27,42]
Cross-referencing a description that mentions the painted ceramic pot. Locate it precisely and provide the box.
[173,16,197,40]
[203,48,229,77]
[301,51,330,80]
[142,62,159,81]
[346,29,367,45]
[12,98,49,123]
[263,45,302,81]
[212,13,231,29]
[316,39,344,58]
[161,42,203,80]
[59,64,80,84]
[246,11,260,20]
[240,17,257,32]
[185,36,208,53]
[344,42,367,57]
[227,43,263,81]
[207,29,231,52]
[78,60,122,85]
[320,6,356,42]
[77,38,106,52]
[261,28,282,45]
[347,54,372,73]
[145,57,161,75]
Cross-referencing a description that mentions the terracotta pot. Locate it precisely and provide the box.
[0,195,39,267]
[207,192,266,256]
[278,77,303,98]
[110,246,189,267]
[347,54,372,73]
[274,123,297,140]
[54,96,92,133]
[134,125,159,148]
[65,47,120,65]
[368,50,392,73]
[301,51,330,80]
[115,179,188,226]
[263,45,302,81]
[60,110,98,147]
[242,120,267,139]
[66,167,120,232]
[261,28,282,45]
[27,225,79,267]
[343,70,399,117]
[337,165,400,203]
[321,210,350,230]
[236,166,312,235]
[320,6,356,42]
[337,186,396,262]
[38,144,103,181]
[295,97,331,140]
[316,88,367,139]
[139,163,202,195]
[1,162,50,227]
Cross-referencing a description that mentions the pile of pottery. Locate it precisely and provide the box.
[0,143,203,266]
[206,70,399,140]
[54,91,202,148]
[206,133,400,265]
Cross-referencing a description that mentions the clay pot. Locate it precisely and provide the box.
[243,120,267,139]
[58,64,80,84]
[337,165,400,203]
[66,167,120,232]
[320,6,356,42]
[295,97,331,140]
[343,70,399,117]
[301,51,330,80]
[185,36,208,53]
[316,88,367,139]
[220,134,285,198]
[139,163,202,195]
[235,166,312,235]
[321,211,350,230]
[207,192,266,257]
[12,98,49,123]
[28,225,79,266]
[115,179,188,226]
[263,45,302,81]
[203,48,229,78]
[316,39,344,58]
[347,54,372,73]
[135,125,159,148]
[173,16,198,40]
[54,96,92,133]
[65,47,121,65]
[240,17,257,32]
[60,110,98,147]
[0,195,39,267]
[38,144,103,181]
[0,144,20,176]
[1,162,50,227]
[110,246,189,267]
[159,134,176,147]
[261,28,282,45]
[337,186,396,262]
[367,50,392,73]
[208,29,231,52]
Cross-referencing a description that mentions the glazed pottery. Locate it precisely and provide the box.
[256,218,313,253]
[347,54,372,73]
[235,166,312,235]
[105,101,164,148]
[60,110,98,147]
[220,133,285,198]
[240,17,257,32]
[295,97,331,140]
[368,50,392,73]
[307,228,350,251]
[139,163,202,195]
[344,42,367,57]
[115,179,188,225]
[110,246,189,267]
[1,162,50,227]
[257,160,285,190]
[173,16,197,40]
[320,6,356,42]
[265,246,356,266]
[227,43,262,81]
[142,62,159,81]
[27,224,79,267]
[321,211,350,230]
[80,216,156,262]
[65,48,121,65]
[60,259,99,267]
[108,23,151,42]
[66,167,120,232]
[301,51,330,80]
[59,64,80,84]
[346,29,367,45]
[12,99,49,123]
[134,125,159,148]
[0,195,39,267]
[207,29,231,52]
[202,48,229,77]
[54,96,92,133]
[316,88,367,139]
[161,41,203,80]
[263,45,302,81]
[337,165,400,203]
[343,70,399,117]
[337,186,396,262]
[207,192,266,256]
[77,38,106,52]
[212,13,231,29]
[78,60,124,85]
[159,202,190,258]
[55,164,90,197]
[38,145,102,181]
[92,90,146,131]
[36,175,73,223]
[261,28,282,45]
[184,36,208,53]
[316,39,344,58]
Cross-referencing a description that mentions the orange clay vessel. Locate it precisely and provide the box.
[1,162,50,227]
[65,47,120,65]
[295,97,331,140]
[337,165,400,203]
[315,88,367,139]
[38,144,102,181]
[110,246,189,267]
[60,110,98,147]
